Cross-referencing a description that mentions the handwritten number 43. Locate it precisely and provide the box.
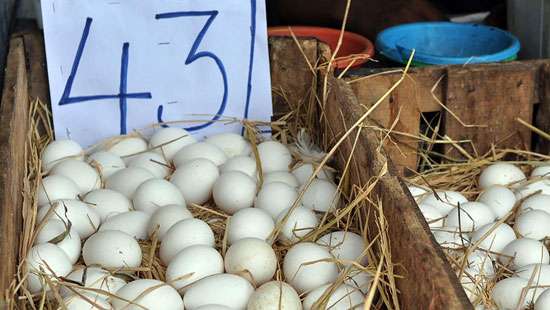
[59,13,228,135]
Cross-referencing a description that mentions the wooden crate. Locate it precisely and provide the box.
[347,62,550,175]
[0,28,472,309]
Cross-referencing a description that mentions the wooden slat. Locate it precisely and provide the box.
[536,64,550,154]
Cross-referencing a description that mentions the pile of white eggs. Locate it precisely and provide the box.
[410,162,550,310]
[27,127,372,310]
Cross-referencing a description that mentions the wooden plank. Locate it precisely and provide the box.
[444,65,536,157]
[0,37,29,301]
[536,64,550,154]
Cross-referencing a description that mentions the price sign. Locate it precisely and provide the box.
[41,0,272,147]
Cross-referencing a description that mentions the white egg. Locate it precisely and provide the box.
[276,206,319,243]
[500,238,550,270]
[105,167,155,198]
[35,219,81,264]
[303,283,364,310]
[470,222,516,256]
[257,141,292,173]
[149,127,196,161]
[432,228,470,249]
[195,306,232,310]
[263,171,299,188]
[492,277,541,310]
[62,266,127,299]
[37,175,80,207]
[515,210,550,240]
[132,179,186,214]
[50,159,101,194]
[83,189,132,222]
[459,273,483,303]
[478,185,517,219]
[418,202,445,228]
[220,155,257,178]
[87,151,126,178]
[517,264,550,286]
[170,158,219,205]
[41,139,84,172]
[105,136,148,160]
[292,163,335,185]
[255,182,298,219]
[62,293,111,310]
[99,211,150,240]
[283,242,339,293]
[421,191,468,216]
[112,279,183,310]
[127,152,170,178]
[479,163,526,189]
[407,184,429,201]
[213,171,256,214]
[205,133,249,158]
[173,142,227,167]
[226,207,274,245]
[343,268,373,294]
[520,194,550,214]
[166,245,223,293]
[25,243,72,294]
[535,288,550,310]
[515,179,550,200]
[247,281,302,310]
[37,199,100,239]
[224,238,277,285]
[147,204,193,240]
[317,231,367,266]
[464,251,494,277]
[160,218,215,264]
[532,164,550,178]
[82,230,142,269]
[300,179,340,212]
[183,274,254,310]
[445,202,495,232]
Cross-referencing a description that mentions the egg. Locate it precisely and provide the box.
[220,155,258,178]
[515,179,550,200]
[499,238,550,270]
[519,194,550,213]
[147,204,193,240]
[205,132,249,158]
[170,158,219,205]
[479,163,526,189]
[195,305,232,310]
[213,171,256,214]
[276,206,319,242]
[35,219,81,264]
[99,211,151,240]
[82,230,142,268]
[263,171,299,188]
[421,191,468,216]
[492,277,541,310]
[257,141,292,173]
[183,274,254,309]
[255,182,298,219]
[25,243,72,294]
[283,242,339,293]
[418,202,445,228]
[127,152,170,178]
[247,281,302,310]
[149,127,196,161]
[517,264,550,286]
[105,167,155,198]
[464,251,494,277]
[112,279,183,310]
[459,273,483,303]
[224,238,277,285]
[407,185,429,201]
[50,159,101,194]
[87,150,126,178]
[62,266,127,299]
[166,245,223,293]
[300,179,340,212]
[343,267,373,294]
[41,139,83,172]
[160,218,215,264]
[105,136,148,160]
[317,231,367,266]
[37,175,80,207]
[173,142,227,167]
[532,164,550,178]
[470,222,516,255]
[132,179,186,214]
[83,189,132,222]
[292,162,335,185]
[62,293,111,310]
[515,210,550,240]
[37,199,100,239]
[432,228,470,249]
[302,284,364,310]
[477,185,517,219]
[226,207,274,245]
[535,288,550,310]
[445,202,495,232]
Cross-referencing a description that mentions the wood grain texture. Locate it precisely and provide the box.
[536,64,550,154]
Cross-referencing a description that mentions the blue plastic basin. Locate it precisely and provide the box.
[376,22,521,65]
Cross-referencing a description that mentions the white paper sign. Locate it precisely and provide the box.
[41,0,272,147]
